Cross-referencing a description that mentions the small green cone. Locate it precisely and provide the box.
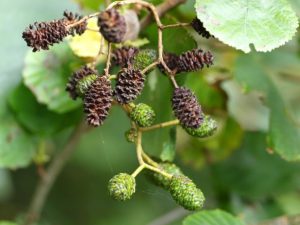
[108,173,136,201]
[76,74,98,97]
[132,49,157,71]
[148,162,183,189]
[183,115,217,138]
[169,175,205,211]
[130,103,156,127]
[124,128,137,143]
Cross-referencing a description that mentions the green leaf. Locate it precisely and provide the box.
[195,0,299,53]
[0,117,35,169]
[23,44,83,114]
[0,222,17,225]
[183,209,245,225]
[160,127,176,162]
[72,0,104,10]
[8,84,82,136]
[234,54,300,161]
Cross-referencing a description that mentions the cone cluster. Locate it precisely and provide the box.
[172,87,203,129]
[98,8,127,43]
[22,11,87,52]
[84,76,113,127]
[114,68,145,104]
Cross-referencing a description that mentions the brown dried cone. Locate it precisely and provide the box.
[114,68,145,104]
[84,76,113,127]
[172,87,203,129]
[66,66,98,100]
[98,8,127,43]
[178,49,213,73]
[191,18,213,39]
[111,46,139,67]
[22,11,87,52]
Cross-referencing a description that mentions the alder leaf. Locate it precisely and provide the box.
[23,43,83,114]
[195,0,299,53]
[183,209,245,225]
[234,54,300,161]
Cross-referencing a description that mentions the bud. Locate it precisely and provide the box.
[183,115,217,138]
[132,49,157,71]
[108,173,136,201]
[130,103,156,127]
[125,128,137,143]
[148,162,183,189]
[169,175,205,211]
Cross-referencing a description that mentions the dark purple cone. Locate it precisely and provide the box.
[111,46,139,67]
[114,68,145,104]
[84,76,113,127]
[172,87,203,128]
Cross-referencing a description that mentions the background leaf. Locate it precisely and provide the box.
[195,0,299,52]
[23,44,83,114]
[183,209,245,225]
[234,54,300,161]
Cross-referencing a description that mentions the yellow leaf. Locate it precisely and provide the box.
[69,18,107,61]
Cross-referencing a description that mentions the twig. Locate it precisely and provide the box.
[142,61,159,74]
[162,23,190,29]
[140,0,187,29]
[140,119,179,132]
[104,42,112,77]
[24,121,89,225]
[131,164,145,177]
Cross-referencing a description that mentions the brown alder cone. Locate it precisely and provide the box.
[98,8,127,43]
[114,68,145,104]
[172,87,203,128]
[111,46,139,67]
[84,76,113,127]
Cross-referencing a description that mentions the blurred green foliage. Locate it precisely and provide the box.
[0,0,300,225]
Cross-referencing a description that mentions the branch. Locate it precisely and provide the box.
[24,121,89,225]
[140,119,179,132]
[140,0,187,29]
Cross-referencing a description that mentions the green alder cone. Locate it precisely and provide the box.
[108,173,136,201]
[183,115,217,138]
[148,162,183,189]
[124,128,137,143]
[169,175,205,211]
[130,103,156,127]
[76,74,98,97]
[132,49,157,71]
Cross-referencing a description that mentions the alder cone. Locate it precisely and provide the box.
[178,49,213,73]
[172,87,203,129]
[84,76,113,127]
[98,8,127,43]
[22,11,86,52]
[114,68,145,104]
[66,66,98,100]
[111,46,139,67]
[191,18,213,39]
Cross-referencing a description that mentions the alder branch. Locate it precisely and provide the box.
[24,121,89,225]
[140,0,187,29]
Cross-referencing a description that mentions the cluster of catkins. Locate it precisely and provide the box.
[22,7,217,211]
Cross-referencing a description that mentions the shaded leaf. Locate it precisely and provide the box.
[183,209,245,225]
[195,0,299,52]
[160,127,176,162]
[234,54,300,160]
[8,84,82,136]
[23,44,83,113]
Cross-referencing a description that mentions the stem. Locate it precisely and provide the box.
[136,131,144,165]
[140,119,179,132]
[142,61,159,74]
[145,164,172,179]
[104,42,112,77]
[24,121,89,225]
[142,152,159,167]
[131,164,145,177]
[162,23,190,29]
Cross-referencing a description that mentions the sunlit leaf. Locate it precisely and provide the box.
[195,0,299,52]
